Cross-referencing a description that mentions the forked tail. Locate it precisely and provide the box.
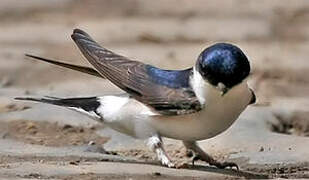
[15,96,102,120]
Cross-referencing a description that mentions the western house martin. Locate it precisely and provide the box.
[16,29,256,169]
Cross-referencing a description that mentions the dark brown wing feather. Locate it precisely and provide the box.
[71,29,201,115]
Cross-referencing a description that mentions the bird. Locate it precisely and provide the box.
[16,29,256,169]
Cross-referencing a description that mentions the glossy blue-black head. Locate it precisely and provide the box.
[196,43,250,92]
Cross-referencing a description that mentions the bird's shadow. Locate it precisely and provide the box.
[97,155,269,179]
[182,164,269,179]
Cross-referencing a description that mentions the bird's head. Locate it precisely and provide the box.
[195,43,250,95]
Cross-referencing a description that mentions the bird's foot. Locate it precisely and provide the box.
[191,154,200,167]
[191,153,239,170]
[183,141,239,170]
[159,155,175,168]
[209,160,239,170]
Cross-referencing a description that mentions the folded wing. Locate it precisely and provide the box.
[71,29,201,115]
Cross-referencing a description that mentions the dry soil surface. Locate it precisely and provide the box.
[1,0,309,179]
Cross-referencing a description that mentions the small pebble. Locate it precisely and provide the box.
[259,146,264,152]
[69,160,80,165]
[153,172,161,176]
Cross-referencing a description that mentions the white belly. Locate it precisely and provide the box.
[97,81,252,141]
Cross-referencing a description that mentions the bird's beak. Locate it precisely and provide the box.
[217,82,229,96]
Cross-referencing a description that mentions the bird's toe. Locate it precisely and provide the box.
[211,161,239,170]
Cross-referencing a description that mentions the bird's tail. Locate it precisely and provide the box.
[15,96,102,120]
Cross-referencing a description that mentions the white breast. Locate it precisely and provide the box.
[149,68,252,141]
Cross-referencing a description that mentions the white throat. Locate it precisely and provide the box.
[190,67,221,105]
[190,67,208,105]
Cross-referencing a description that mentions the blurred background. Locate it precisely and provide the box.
[1,0,309,178]
[1,0,309,104]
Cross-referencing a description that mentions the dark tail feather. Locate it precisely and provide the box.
[15,96,101,112]
[25,54,104,78]
[15,97,66,106]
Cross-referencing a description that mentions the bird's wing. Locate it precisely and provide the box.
[25,54,103,78]
[71,29,201,115]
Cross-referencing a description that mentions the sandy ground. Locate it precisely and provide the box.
[1,0,309,179]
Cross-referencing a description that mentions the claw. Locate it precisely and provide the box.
[191,154,201,167]
[211,161,239,170]
[186,149,200,167]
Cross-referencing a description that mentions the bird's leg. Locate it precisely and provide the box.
[183,141,239,170]
[147,135,175,168]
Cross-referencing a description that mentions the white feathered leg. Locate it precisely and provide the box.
[147,135,175,168]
